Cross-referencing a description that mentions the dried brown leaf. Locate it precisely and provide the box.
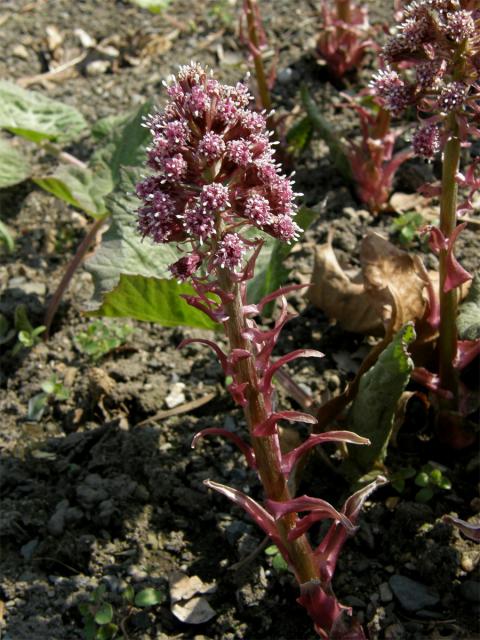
[308,234,382,334]
[360,232,428,333]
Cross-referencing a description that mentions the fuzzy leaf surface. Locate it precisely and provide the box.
[34,164,112,218]
[34,102,152,218]
[0,137,31,188]
[0,80,87,143]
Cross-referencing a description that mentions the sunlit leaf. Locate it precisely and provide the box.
[94,602,113,625]
[0,137,31,188]
[85,169,217,330]
[91,100,153,187]
[0,80,87,143]
[90,274,217,329]
[134,588,165,607]
[34,164,112,218]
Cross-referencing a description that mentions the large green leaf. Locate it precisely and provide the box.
[458,274,480,340]
[345,324,415,477]
[0,137,31,188]
[0,81,87,143]
[301,85,352,183]
[91,100,153,187]
[85,168,217,330]
[247,207,317,313]
[90,275,217,330]
[33,102,152,218]
[33,164,112,218]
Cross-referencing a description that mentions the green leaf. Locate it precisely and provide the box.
[286,116,313,154]
[34,164,112,218]
[14,304,34,333]
[33,102,152,218]
[134,587,165,607]
[415,487,433,503]
[122,585,135,604]
[439,477,452,490]
[247,206,317,314]
[0,219,15,253]
[391,478,405,493]
[0,80,87,143]
[85,168,218,330]
[129,0,171,12]
[92,101,153,188]
[0,137,31,188]
[458,274,480,340]
[91,111,135,142]
[272,553,289,572]
[78,603,92,618]
[27,393,49,421]
[415,472,429,487]
[96,624,119,640]
[90,274,216,329]
[345,324,416,478]
[264,545,279,556]
[301,85,352,183]
[83,617,97,640]
[94,602,113,625]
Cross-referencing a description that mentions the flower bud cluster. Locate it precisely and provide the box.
[135,63,301,280]
[370,0,480,158]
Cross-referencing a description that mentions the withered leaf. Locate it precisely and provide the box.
[308,234,382,334]
[309,232,431,335]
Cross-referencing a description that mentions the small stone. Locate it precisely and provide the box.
[379,582,393,603]
[20,539,39,561]
[389,575,439,612]
[86,60,111,76]
[460,580,480,603]
[165,382,186,409]
[343,595,366,608]
[461,550,479,573]
[47,499,69,536]
[277,67,295,84]
[12,44,29,60]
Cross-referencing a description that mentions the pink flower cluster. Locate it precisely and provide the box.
[135,63,301,280]
[370,0,480,158]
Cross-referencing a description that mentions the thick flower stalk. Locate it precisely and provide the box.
[371,0,479,402]
[135,63,385,639]
[317,0,374,81]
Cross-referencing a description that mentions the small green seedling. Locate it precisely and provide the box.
[12,305,45,354]
[391,463,451,503]
[78,583,165,640]
[390,466,417,494]
[414,463,451,503]
[265,544,289,573]
[79,585,117,640]
[391,211,424,246]
[75,320,133,361]
[27,373,70,421]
